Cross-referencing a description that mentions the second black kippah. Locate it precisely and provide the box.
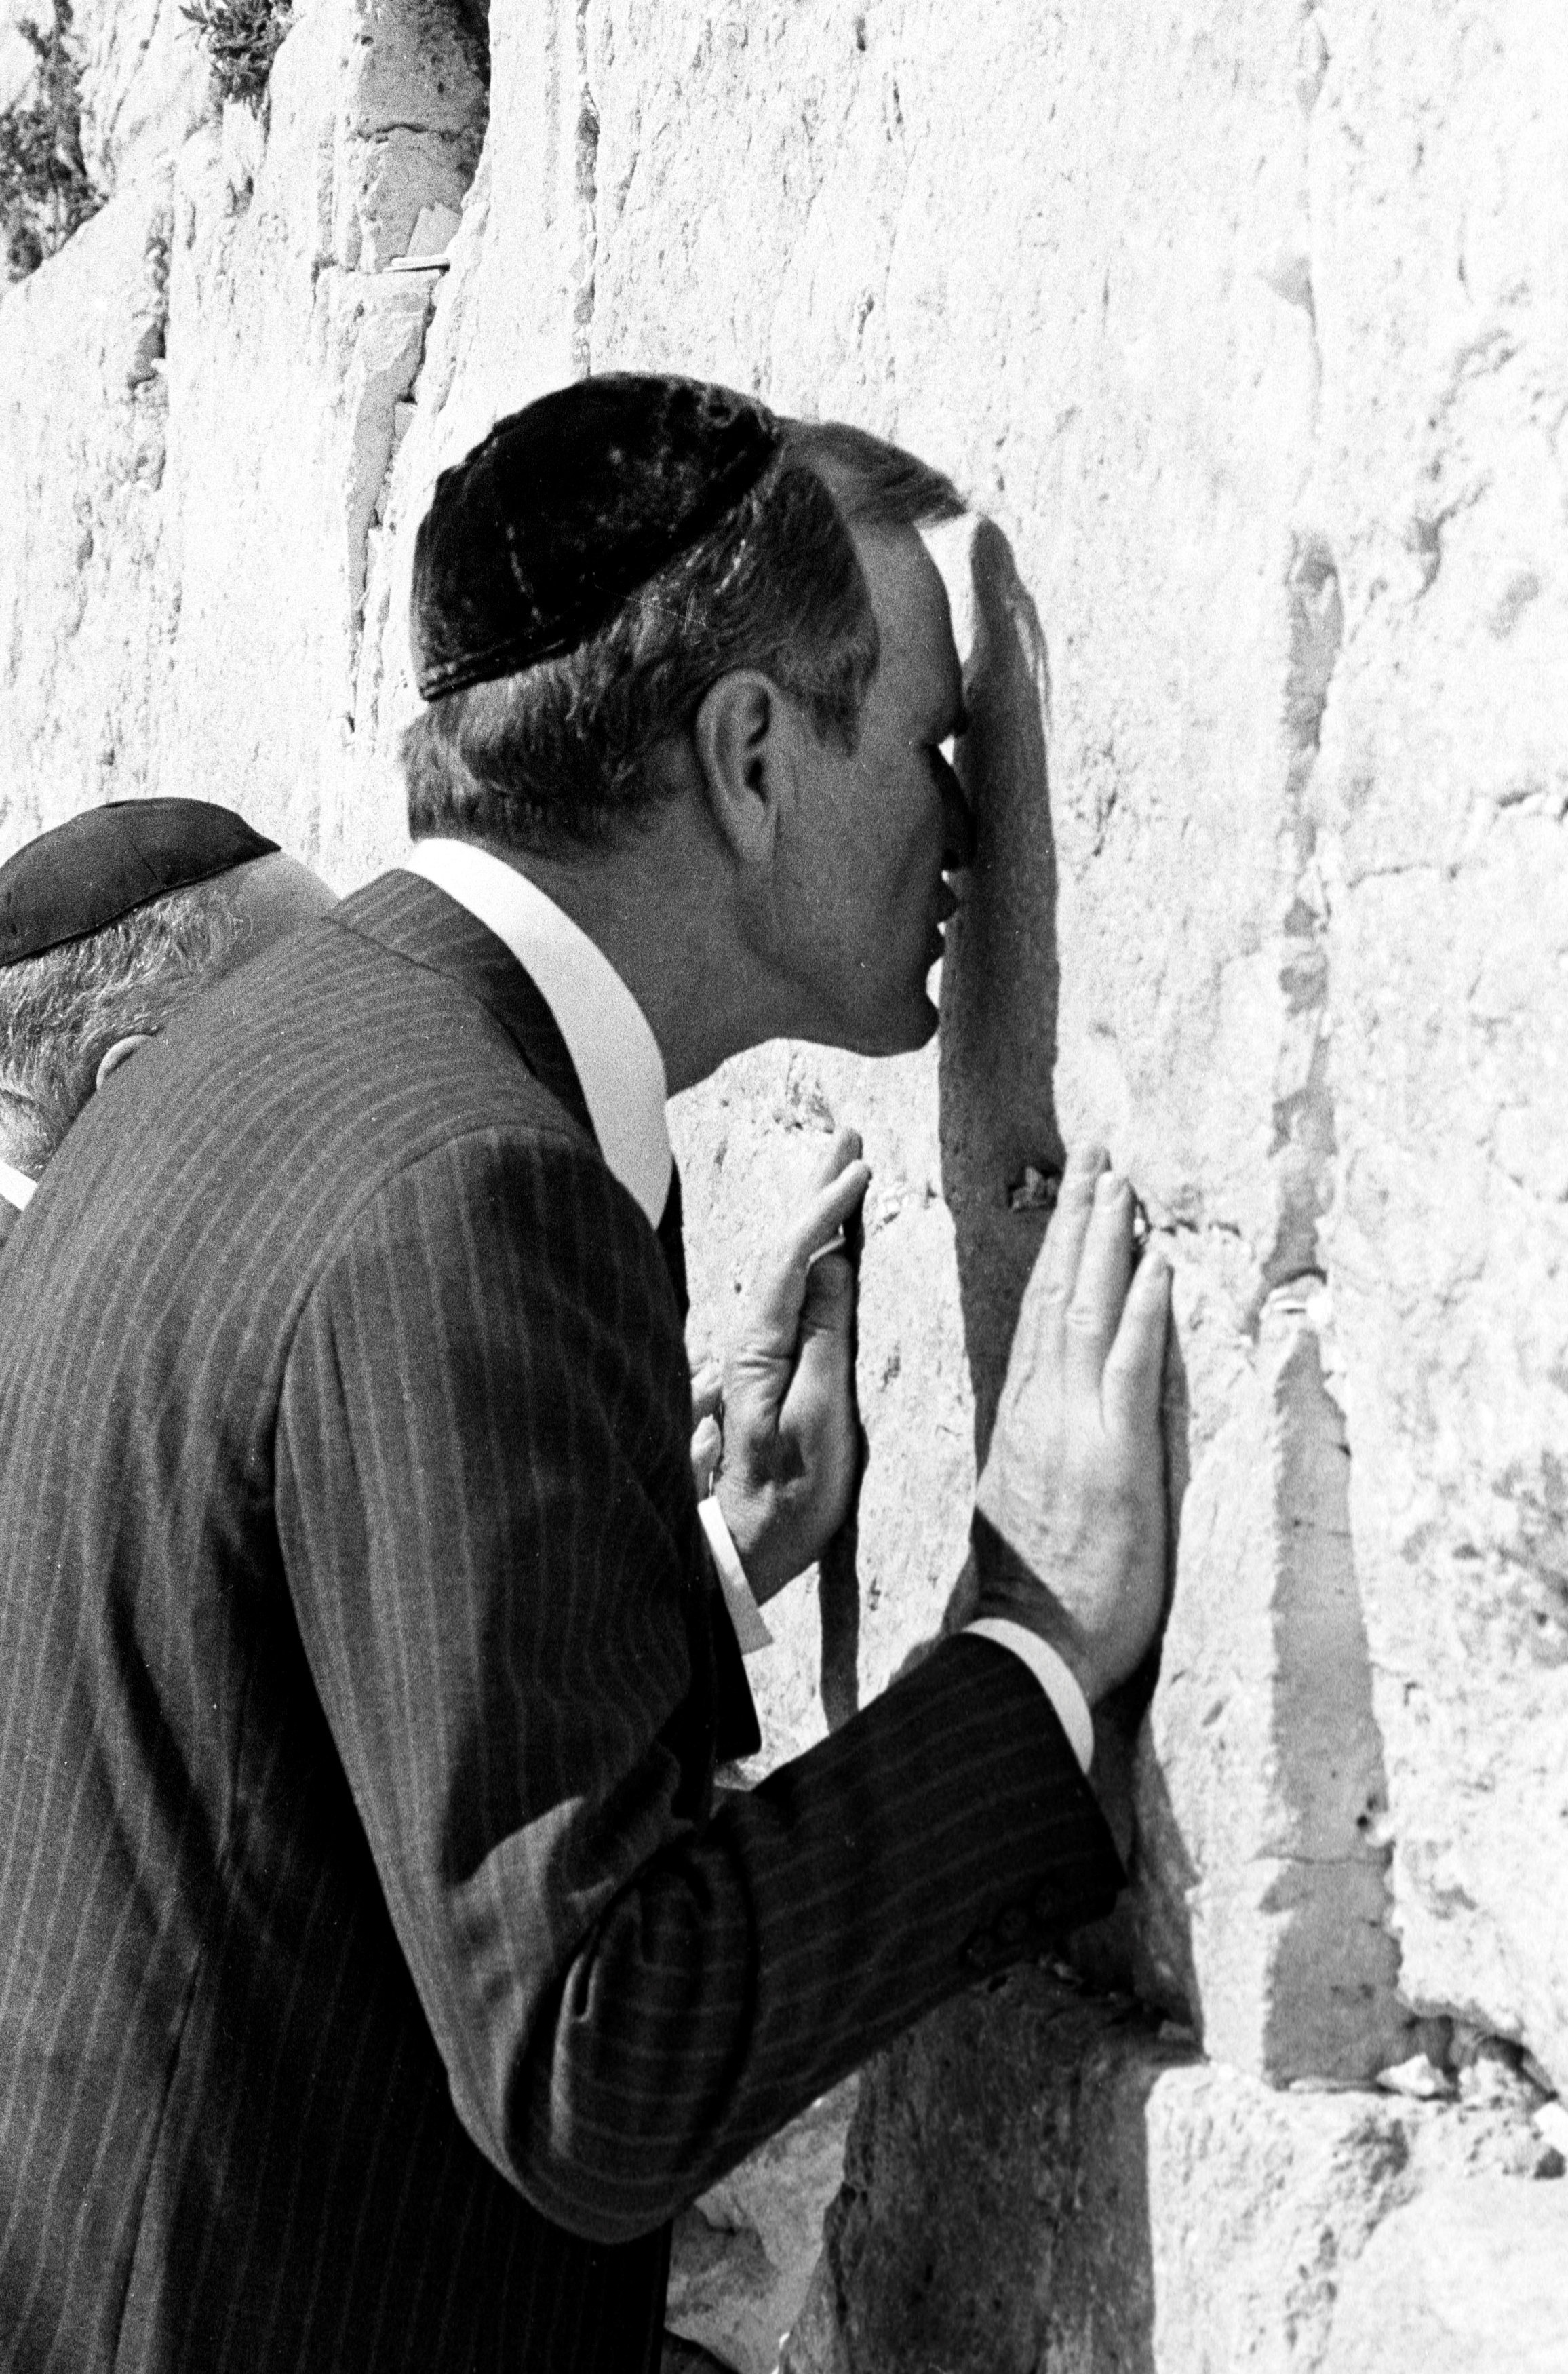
[0,799,278,969]
[410,372,782,702]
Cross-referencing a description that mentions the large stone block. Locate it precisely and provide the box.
[1306,0,1568,2088]
[1325,849,1568,2089]
[1114,1291,1404,2082]
[1321,2173,1568,2374]
[667,2082,857,2374]
[783,1973,1564,2374]
[933,507,1397,2082]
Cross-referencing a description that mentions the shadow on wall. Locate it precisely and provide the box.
[785,1971,1169,2374]
[937,516,1187,1839]
[938,517,1063,1470]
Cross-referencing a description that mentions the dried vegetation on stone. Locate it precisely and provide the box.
[180,0,292,109]
[0,1,97,282]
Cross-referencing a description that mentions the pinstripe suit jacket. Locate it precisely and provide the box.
[0,872,1122,2373]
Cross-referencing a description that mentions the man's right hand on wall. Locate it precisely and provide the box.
[973,1142,1172,1707]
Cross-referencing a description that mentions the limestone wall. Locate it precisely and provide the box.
[1,2,1565,2367]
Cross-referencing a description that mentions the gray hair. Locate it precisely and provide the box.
[401,415,964,855]
[0,882,243,1172]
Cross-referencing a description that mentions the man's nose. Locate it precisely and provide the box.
[934,748,976,871]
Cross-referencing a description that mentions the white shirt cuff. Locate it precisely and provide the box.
[0,1157,37,1211]
[699,1496,772,1654]
[963,1618,1095,1774]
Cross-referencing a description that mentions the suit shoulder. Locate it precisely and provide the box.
[196,903,593,1157]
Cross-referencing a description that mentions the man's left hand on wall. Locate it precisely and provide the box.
[698,1127,871,1601]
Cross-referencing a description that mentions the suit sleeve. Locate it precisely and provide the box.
[275,1131,1122,2245]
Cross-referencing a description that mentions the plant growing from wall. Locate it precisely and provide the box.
[181,0,294,110]
[0,1,99,284]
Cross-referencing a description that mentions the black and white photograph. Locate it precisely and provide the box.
[0,3,1563,2368]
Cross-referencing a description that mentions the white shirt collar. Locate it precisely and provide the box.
[0,1157,36,1213]
[400,839,673,1229]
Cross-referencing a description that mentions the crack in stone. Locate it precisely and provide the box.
[571,0,600,376]
[340,0,490,707]
[1254,1306,1407,2076]
[1405,475,1489,602]
[1253,533,1342,1311]
[1197,335,1406,2076]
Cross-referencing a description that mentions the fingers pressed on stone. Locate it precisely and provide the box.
[775,1162,871,1287]
[802,1125,865,1192]
[737,1161,870,1364]
[1024,1142,1108,1356]
[1065,1171,1134,1390]
[797,1247,857,1350]
[1102,1241,1172,1431]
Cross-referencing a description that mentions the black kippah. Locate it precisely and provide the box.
[0,798,278,969]
[410,372,782,702]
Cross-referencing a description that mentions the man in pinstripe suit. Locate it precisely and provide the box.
[0,378,1171,2371]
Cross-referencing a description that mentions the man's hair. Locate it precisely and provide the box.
[401,416,964,853]
[0,883,243,1171]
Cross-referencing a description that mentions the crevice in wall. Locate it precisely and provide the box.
[1253,530,1341,1319]
[1404,476,1488,604]
[1270,25,1337,1285]
[1291,10,1328,417]
[571,0,599,377]
[939,521,1061,1468]
[1253,44,1409,2074]
[1253,1291,1407,2080]
[1237,520,1409,2076]
[337,0,491,705]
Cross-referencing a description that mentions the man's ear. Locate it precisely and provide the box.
[95,1033,157,1091]
[692,672,785,865]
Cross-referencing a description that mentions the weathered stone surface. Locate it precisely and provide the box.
[0,0,208,204]
[0,168,176,840]
[1320,2175,1568,2373]
[0,0,487,868]
[69,0,212,192]
[1092,1289,1405,2083]
[933,507,1401,2084]
[158,0,484,863]
[667,2082,857,2374]
[1306,1,1568,2095]
[783,1973,1564,2374]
